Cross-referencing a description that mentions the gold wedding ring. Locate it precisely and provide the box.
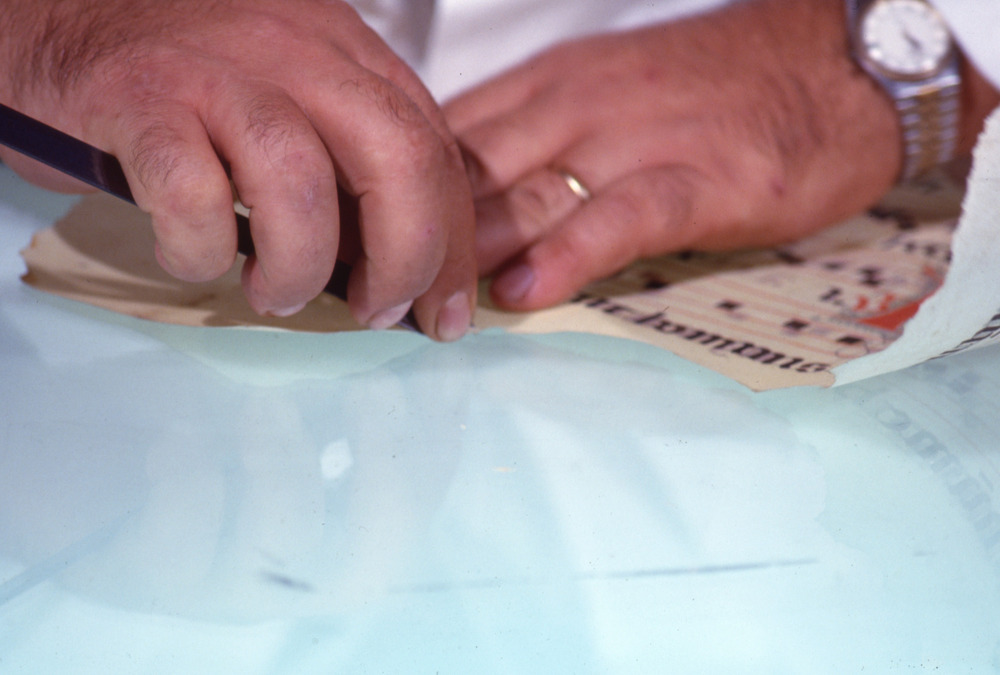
[555,168,593,202]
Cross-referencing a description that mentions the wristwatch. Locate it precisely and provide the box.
[847,0,961,182]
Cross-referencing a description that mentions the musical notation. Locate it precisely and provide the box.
[544,210,958,389]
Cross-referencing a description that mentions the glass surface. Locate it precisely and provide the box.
[2,166,999,673]
[862,0,950,76]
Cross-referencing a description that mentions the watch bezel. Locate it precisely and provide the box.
[856,0,955,83]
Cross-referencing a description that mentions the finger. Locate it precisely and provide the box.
[444,58,548,134]
[309,66,475,337]
[204,86,340,317]
[489,166,705,311]
[111,106,237,284]
[410,206,478,343]
[329,17,457,150]
[454,89,583,198]
[328,55,481,340]
[475,165,596,276]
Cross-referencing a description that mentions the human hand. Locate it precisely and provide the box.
[0,0,475,340]
[445,0,903,311]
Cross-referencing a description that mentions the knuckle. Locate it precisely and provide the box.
[341,73,426,130]
[155,221,234,282]
[505,172,573,235]
[136,154,234,281]
[237,96,338,214]
[338,76,447,184]
[644,170,696,229]
[253,225,337,300]
[607,169,698,251]
[284,173,335,217]
[243,97,331,173]
[155,160,228,223]
[381,124,454,197]
[600,186,647,231]
[250,247,330,310]
[244,94,298,156]
[127,120,188,193]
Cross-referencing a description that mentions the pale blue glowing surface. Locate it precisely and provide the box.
[2,166,999,673]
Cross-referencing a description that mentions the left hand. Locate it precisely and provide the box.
[445,0,901,311]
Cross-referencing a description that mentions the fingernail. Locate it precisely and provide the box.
[436,291,471,342]
[266,302,308,318]
[494,264,534,303]
[368,300,414,331]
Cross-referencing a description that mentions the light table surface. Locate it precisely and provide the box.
[1,166,999,673]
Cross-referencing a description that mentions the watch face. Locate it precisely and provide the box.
[861,0,952,78]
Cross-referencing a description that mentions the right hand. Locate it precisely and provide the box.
[0,0,476,340]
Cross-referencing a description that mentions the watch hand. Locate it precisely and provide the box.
[902,30,921,51]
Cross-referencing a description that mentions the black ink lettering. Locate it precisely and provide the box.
[633,311,668,326]
[858,267,884,287]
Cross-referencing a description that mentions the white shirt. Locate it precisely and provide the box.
[351,0,729,98]
[350,0,1000,99]
[935,1,1000,89]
